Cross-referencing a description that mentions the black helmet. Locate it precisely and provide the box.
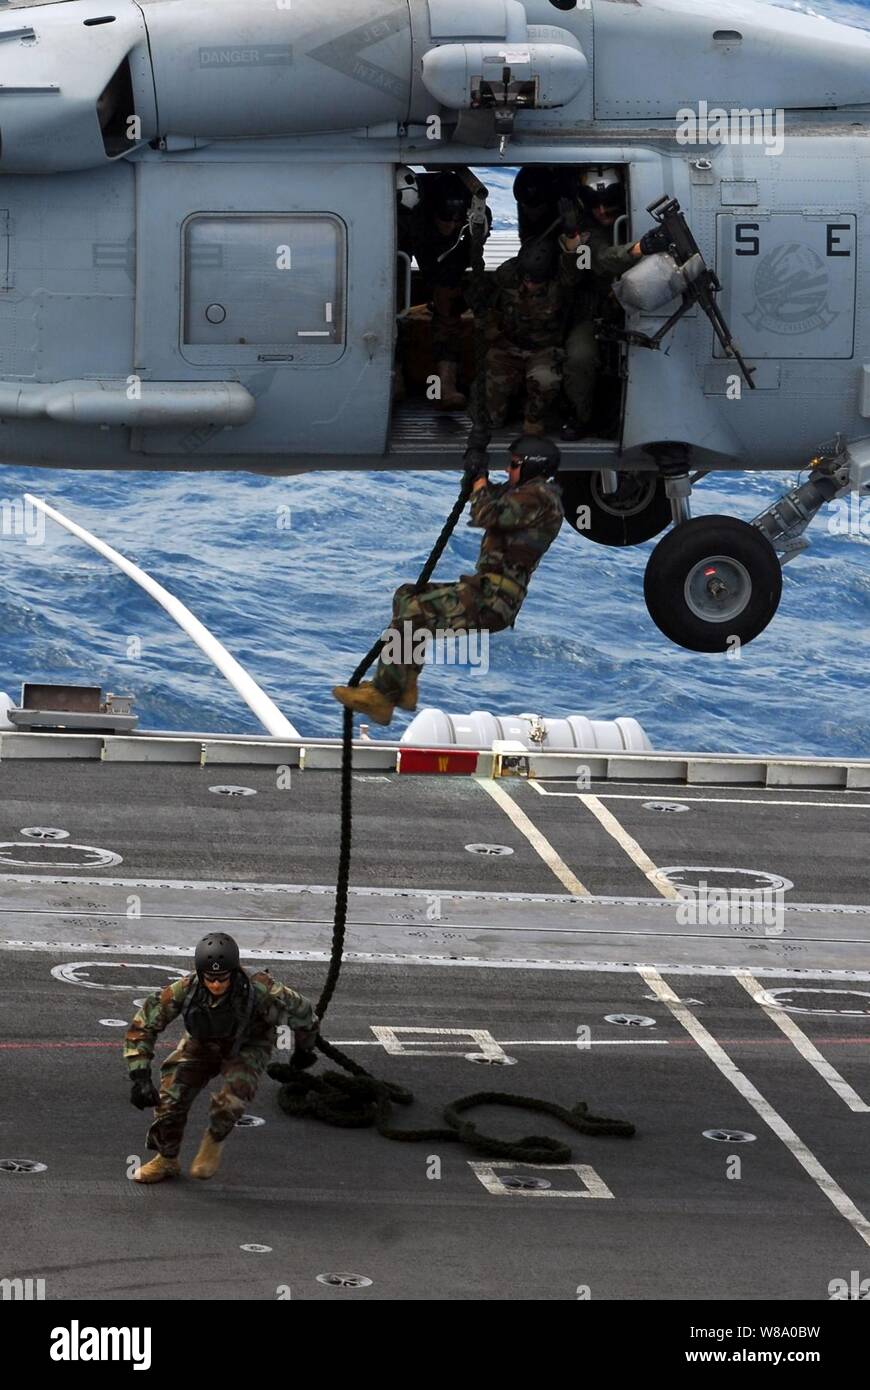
[513,165,558,210]
[194,932,240,977]
[430,172,470,222]
[509,435,561,484]
[517,238,558,284]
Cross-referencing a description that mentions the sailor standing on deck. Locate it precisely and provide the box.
[332,438,564,727]
[124,933,318,1183]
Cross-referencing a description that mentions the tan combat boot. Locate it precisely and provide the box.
[436,361,467,412]
[190,1131,224,1180]
[332,682,396,726]
[522,419,545,436]
[397,670,419,712]
[132,1154,181,1184]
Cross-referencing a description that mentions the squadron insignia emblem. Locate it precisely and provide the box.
[746,242,838,335]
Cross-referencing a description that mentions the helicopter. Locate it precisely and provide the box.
[1,0,870,651]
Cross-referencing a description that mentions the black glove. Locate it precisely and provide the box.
[290,1020,320,1071]
[639,227,671,256]
[130,1073,160,1110]
[558,197,581,238]
[462,449,489,487]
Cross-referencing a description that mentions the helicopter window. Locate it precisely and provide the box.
[181,214,345,365]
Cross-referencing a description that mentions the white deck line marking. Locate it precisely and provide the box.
[475,778,590,895]
[736,972,870,1113]
[470,1161,614,1199]
[640,966,870,1250]
[530,783,870,812]
[371,1025,506,1059]
[7,907,870,946]
[1,874,869,915]
[578,795,681,900]
[321,1039,668,1047]
[4,938,870,979]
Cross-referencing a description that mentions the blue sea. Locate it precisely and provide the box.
[2,0,869,757]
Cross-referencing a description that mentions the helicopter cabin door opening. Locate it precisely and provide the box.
[388,163,632,463]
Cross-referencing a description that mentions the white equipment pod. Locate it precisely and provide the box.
[613,252,706,313]
[401,709,652,752]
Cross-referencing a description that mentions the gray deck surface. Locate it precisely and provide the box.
[2,762,869,1300]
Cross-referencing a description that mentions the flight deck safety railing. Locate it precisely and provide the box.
[0,731,868,790]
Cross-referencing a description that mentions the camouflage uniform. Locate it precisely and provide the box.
[563,218,637,427]
[372,478,564,702]
[513,171,638,428]
[469,251,580,432]
[123,970,315,1158]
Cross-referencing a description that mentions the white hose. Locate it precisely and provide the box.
[25,494,300,741]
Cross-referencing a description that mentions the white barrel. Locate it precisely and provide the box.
[0,693,14,730]
[400,709,652,752]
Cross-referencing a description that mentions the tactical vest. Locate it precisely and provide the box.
[475,480,564,591]
[182,970,257,1057]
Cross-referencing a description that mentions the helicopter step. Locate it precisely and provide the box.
[387,399,620,463]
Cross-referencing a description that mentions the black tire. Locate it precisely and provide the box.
[559,471,672,547]
[644,515,782,653]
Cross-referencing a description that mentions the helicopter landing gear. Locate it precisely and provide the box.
[559,469,672,546]
[643,514,783,652]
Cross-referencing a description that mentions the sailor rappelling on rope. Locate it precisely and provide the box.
[332,437,564,725]
[334,168,567,726]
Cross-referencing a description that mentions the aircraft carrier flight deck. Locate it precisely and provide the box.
[2,738,869,1302]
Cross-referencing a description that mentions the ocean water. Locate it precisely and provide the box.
[2,0,869,757]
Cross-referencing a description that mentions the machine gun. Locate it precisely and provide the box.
[604,194,757,391]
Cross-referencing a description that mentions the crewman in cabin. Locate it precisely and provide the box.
[398,169,491,412]
[513,164,568,243]
[512,165,671,439]
[124,933,318,1183]
[332,437,563,727]
[467,236,579,438]
[559,166,670,439]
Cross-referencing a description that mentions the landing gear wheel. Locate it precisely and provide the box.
[559,471,672,547]
[644,515,782,652]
